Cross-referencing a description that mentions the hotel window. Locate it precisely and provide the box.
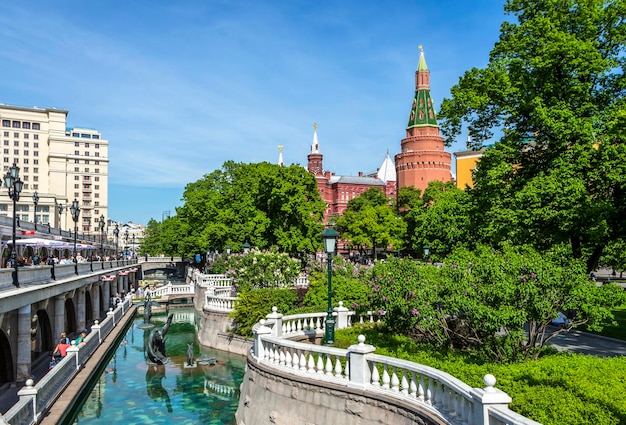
[84,175,90,181]
[32,159,37,164]
[33,168,38,173]
[74,192,79,198]
[13,133,18,138]
[33,134,38,140]
[13,141,18,146]
[3,140,7,146]
[85,168,89,172]
[33,143,38,148]
[74,159,79,164]
[94,168,99,173]
[94,201,99,206]
[95,185,99,189]
[12,121,20,128]
[75,141,79,147]
[94,152,99,157]
[33,151,38,156]
[95,193,99,198]
[84,151,89,156]
[81,134,90,139]
[23,159,28,164]
[3,132,8,136]
[32,123,40,130]
[13,149,18,155]
[33,176,38,181]
[94,177,99,181]
[23,134,28,139]
[23,167,28,172]
[74,150,79,155]
[85,143,89,148]
[93,135,99,140]
[23,150,28,156]
[95,144,99,148]
[20,185,27,191]
[72,133,79,138]
[74,176,79,180]
[23,175,28,181]
[74,184,79,189]
[2,120,9,127]
[33,184,38,190]
[85,160,90,164]
[23,141,28,147]
[3,158,8,163]
[22,122,30,129]
[2,149,6,154]
[74,167,79,172]
[95,160,99,165]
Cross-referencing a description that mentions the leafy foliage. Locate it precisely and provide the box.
[231,288,298,337]
[335,187,406,258]
[438,0,626,272]
[210,249,302,292]
[365,245,626,362]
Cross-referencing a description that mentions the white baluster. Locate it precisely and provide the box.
[334,357,343,378]
[316,354,324,374]
[292,350,300,370]
[382,364,390,389]
[299,351,307,371]
[401,373,409,395]
[307,353,315,373]
[426,377,433,404]
[344,358,349,379]
[285,349,292,367]
[391,367,400,392]
[279,349,286,366]
[371,362,380,386]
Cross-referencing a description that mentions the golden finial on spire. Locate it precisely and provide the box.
[419,45,423,52]
[313,122,317,132]
[278,145,283,152]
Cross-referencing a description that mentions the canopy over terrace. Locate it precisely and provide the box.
[1,238,98,261]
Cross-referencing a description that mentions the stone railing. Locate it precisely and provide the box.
[151,282,195,298]
[248,307,541,425]
[0,260,137,292]
[205,295,238,312]
[1,296,134,425]
[139,256,183,263]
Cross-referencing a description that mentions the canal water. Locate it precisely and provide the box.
[67,308,245,425]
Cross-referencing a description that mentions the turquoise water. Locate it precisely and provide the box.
[70,309,245,425]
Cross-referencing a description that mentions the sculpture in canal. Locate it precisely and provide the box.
[146,313,173,365]
[145,365,172,412]
[137,292,161,329]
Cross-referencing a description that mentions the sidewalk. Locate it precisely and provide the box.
[548,326,626,357]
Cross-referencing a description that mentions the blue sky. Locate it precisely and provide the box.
[0,1,505,225]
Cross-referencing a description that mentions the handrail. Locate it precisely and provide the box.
[2,296,134,425]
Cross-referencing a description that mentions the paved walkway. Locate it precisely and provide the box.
[548,326,626,357]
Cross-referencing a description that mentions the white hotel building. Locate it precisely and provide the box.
[0,104,109,233]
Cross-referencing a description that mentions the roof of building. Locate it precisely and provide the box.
[407,47,438,129]
[328,175,385,186]
[377,150,396,182]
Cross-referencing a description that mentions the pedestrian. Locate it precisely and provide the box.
[50,337,70,368]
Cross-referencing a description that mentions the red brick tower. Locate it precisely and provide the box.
[395,46,452,193]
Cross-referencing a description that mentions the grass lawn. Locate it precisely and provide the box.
[582,304,626,341]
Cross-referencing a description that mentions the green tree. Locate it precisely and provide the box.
[175,161,326,257]
[438,0,626,272]
[336,188,406,258]
[139,219,162,256]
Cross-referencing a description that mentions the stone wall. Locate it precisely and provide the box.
[235,353,446,425]
[196,309,251,356]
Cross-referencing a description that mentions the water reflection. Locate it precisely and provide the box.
[70,308,245,425]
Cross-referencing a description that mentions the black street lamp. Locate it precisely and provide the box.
[423,244,430,263]
[32,191,39,230]
[322,227,339,345]
[99,214,105,258]
[243,241,250,254]
[3,163,24,285]
[113,223,119,258]
[132,234,136,256]
[124,228,129,257]
[70,199,80,263]
[226,245,231,256]
[57,202,64,230]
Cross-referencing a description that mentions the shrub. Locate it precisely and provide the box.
[231,288,298,337]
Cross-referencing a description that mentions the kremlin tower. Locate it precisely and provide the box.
[395,46,452,192]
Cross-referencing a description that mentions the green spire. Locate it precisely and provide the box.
[407,46,437,128]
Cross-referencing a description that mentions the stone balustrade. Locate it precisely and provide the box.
[205,295,237,311]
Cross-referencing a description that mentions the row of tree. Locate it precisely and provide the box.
[140,0,626,273]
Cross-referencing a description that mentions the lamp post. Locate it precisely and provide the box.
[423,244,430,263]
[322,227,339,345]
[132,234,136,257]
[243,241,250,254]
[226,245,231,256]
[70,199,80,263]
[3,163,24,285]
[99,215,105,259]
[32,191,39,230]
[124,229,129,258]
[113,223,119,259]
